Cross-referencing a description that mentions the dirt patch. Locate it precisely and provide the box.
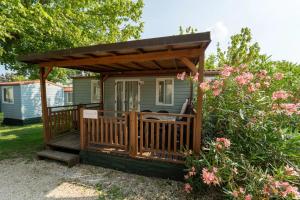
[0,159,217,200]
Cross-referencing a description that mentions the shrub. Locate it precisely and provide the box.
[179,64,300,199]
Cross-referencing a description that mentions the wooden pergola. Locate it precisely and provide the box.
[19,32,211,155]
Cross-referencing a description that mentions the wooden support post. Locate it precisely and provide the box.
[129,111,138,157]
[77,104,83,130]
[99,74,104,110]
[194,50,205,155]
[40,67,51,144]
[80,107,87,150]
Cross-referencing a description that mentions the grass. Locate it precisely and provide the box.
[0,113,44,160]
[96,184,125,200]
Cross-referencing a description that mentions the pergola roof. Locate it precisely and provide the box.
[18,32,211,75]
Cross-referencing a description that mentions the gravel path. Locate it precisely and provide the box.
[0,159,189,200]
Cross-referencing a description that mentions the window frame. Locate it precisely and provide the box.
[155,78,174,106]
[91,80,100,103]
[66,92,73,103]
[2,86,14,104]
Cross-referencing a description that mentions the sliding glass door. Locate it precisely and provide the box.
[115,80,140,112]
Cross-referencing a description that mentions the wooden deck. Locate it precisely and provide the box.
[47,131,80,150]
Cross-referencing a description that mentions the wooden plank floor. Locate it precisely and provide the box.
[48,131,80,150]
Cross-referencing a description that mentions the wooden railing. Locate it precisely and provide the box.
[137,112,195,162]
[48,103,100,139]
[80,109,196,163]
[82,110,129,151]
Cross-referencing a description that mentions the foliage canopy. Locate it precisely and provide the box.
[0,0,144,83]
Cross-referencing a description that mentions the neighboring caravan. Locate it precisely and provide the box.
[0,80,64,125]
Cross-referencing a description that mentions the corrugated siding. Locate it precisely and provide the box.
[21,83,64,119]
[73,78,94,104]
[0,85,23,119]
[103,76,191,113]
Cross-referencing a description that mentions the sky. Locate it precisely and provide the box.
[1,0,300,74]
[141,0,300,62]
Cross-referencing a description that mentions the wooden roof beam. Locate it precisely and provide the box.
[39,48,203,68]
[180,57,197,73]
[102,69,187,77]
[137,48,162,70]
[43,66,53,79]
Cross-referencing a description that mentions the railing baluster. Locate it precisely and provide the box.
[145,122,149,149]
[151,122,154,150]
[162,123,166,158]
[105,118,108,144]
[100,116,104,143]
[114,118,118,144]
[186,117,191,149]
[174,122,177,155]
[180,124,184,149]
[167,123,171,158]
[139,115,144,155]
[156,122,159,151]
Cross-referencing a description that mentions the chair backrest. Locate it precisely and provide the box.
[141,109,152,113]
[179,99,189,120]
[157,110,169,113]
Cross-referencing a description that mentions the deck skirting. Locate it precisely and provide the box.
[2,117,42,125]
[80,149,185,181]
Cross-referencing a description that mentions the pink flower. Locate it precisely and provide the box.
[274,72,284,80]
[245,194,252,200]
[221,65,234,77]
[232,190,239,198]
[193,72,199,81]
[235,72,253,86]
[184,174,189,179]
[216,137,231,148]
[247,83,256,93]
[284,165,299,176]
[177,72,186,80]
[263,81,270,88]
[199,81,210,92]
[213,89,222,96]
[243,72,254,80]
[255,82,261,89]
[212,80,224,89]
[263,185,270,195]
[281,185,299,198]
[258,70,268,79]
[188,166,196,176]
[184,183,193,193]
[280,104,299,116]
[202,167,220,185]
[239,187,245,194]
[272,90,291,100]
[216,143,223,150]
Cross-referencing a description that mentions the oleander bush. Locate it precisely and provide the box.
[178,64,300,199]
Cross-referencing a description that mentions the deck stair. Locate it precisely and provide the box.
[37,149,79,167]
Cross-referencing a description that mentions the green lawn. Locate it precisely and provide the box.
[0,113,44,160]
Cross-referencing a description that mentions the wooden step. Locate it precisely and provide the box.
[37,150,79,167]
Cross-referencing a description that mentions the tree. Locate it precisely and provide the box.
[216,27,271,69]
[0,72,26,82]
[0,0,144,83]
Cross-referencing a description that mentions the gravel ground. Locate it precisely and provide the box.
[0,159,218,200]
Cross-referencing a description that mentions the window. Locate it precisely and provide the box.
[2,86,14,104]
[156,78,174,106]
[66,92,73,103]
[91,80,100,103]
